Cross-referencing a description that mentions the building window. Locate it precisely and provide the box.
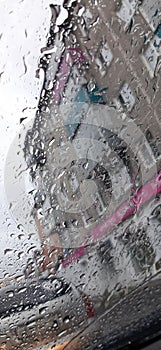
[145,129,160,159]
[117,0,138,30]
[97,239,116,273]
[95,41,113,77]
[122,223,155,273]
[78,7,96,37]
[118,83,135,112]
[142,24,161,77]
[139,0,161,32]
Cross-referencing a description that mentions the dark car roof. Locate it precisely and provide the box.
[0,277,71,318]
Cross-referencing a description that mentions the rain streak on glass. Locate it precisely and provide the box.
[1,0,161,349]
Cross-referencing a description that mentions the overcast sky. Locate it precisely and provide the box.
[0,0,65,279]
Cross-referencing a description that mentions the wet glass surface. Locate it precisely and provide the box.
[0,0,161,349]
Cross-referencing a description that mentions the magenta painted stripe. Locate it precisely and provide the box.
[61,201,134,267]
[62,171,161,267]
[62,246,86,268]
[90,201,135,242]
[131,171,161,210]
[68,47,86,63]
[53,48,86,104]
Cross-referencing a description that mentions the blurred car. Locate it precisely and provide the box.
[0,277,95,349]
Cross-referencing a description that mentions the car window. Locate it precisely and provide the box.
[0,0,161,349]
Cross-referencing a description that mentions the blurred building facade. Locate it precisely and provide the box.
[24,0,161,295]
